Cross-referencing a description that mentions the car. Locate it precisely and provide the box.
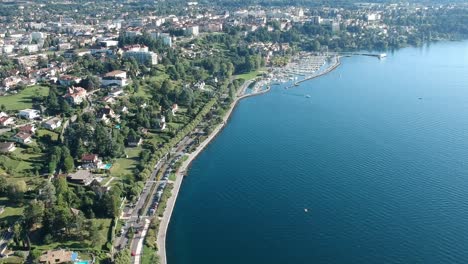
[131,251,136,257]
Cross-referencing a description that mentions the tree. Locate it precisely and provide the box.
[114,249,131,264]
[63,155,75,173]
[89,222,105,248]
[24,200,45,229]
[8,180,27,203]
[0,176,6,195]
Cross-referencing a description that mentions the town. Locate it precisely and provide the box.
[0,0,467,263]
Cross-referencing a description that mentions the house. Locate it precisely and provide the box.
[58,75,82,87]
[39,249,78,264]
[18,109,40,120]
[0,142,16,153]
[0,116,15,127]
[12,131,32,144]
[157,115,166,130]
[171,104,179,115]
[97,106,119,123]
[42,117,62,130]
[67,170,94,185]
[127,136,143,147]
[81,153,103,169]
[101,70,128,87]
[19,124,36,134]
[63,86,87,105]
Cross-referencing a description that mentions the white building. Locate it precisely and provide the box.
[186,25,199,36]
[101,70,128,87]
[31,32,46,41]
[18,109,40,120]
[124,51,158,66]
[150,32,172,47]
[1,45,14,54]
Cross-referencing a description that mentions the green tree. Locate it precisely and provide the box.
[114,249,131,264]
[8,180,27,203]
[24,200,45,229]
[63,155,75,173]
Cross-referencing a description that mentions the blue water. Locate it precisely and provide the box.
[167,41,468,264]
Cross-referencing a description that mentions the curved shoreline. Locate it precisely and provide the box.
[156,57,340,264]
[156,81,268,264]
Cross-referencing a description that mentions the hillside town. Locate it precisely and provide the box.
[0,0,467,263]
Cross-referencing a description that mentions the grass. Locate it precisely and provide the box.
[141,245,160,264]
[156,184,173,217]
[0,256,24,264]
[168,172,176,181]
[234,68,266,81]
[0,147,44,182]
[0,197,24,224]
[110,147,142,177]
[0,85,49,111]
[36,129,59,141]
[31,218,113,251]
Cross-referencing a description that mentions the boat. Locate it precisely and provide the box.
[305,95,311,98]
[304,208,308,212]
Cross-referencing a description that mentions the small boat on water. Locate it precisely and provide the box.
[305,95,311,98]
[304,208,308,213]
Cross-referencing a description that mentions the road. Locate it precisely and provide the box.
[113,136,195,263]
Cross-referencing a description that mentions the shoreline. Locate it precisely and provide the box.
[156,80,264,264]
[156,57,339,264]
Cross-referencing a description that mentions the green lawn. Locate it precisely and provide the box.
[0,85,49,111]
[0,197,24,224]
[0,147,44,177]
[141,245,160,264]
[0,256,24,264]
[36,129,59,141]
[31,218,112,251]
[234,68,266,81]
[110,147,142,177]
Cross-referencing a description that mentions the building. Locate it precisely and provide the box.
[127,136,143,147]
[39,249,78,264]
[42,117,62,130]
[58,75,82,87]
[63,87,87,105]
[186,25,199,36]
[67,170,94,185]
[12,131,32,144]
[0,142,16,153]
[81,153,102,169]
[157,115,166,130]
[171,104,179,115]
[123,50,158,66]
[311,16,322,25]
[0,116,15,127]
[18,109,40,120]
[101,70,128,87]
[19,124,36,134]
[150,32,172,47]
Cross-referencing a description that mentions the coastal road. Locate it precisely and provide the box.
[114,156,167,251]
[114,135,195,262]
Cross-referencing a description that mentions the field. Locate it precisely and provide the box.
[234,68,266,81]
[0,197,24,224]
[0,147,44,182]
[110,147,142,177]
[0,85,49,111]
[31,218,113,251]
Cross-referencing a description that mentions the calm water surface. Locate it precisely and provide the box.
[167,41,468,264]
